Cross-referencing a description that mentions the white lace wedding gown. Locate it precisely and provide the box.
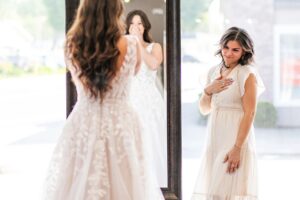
[130,43,168,187]
[43,35,164,200]
[191,64,265,200]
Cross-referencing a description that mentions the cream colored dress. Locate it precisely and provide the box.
[192,64,265,200]
[43,35,164,200]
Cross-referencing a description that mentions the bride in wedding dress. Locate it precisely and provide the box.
[43,1,164,199]
[126,10,168,187]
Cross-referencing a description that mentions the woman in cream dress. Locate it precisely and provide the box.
[192,27,265,200]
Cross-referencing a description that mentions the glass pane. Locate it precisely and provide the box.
[0,0,65,199]
[181,0,300,199]
[279,34,300,103]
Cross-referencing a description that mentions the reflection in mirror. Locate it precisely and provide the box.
[124,0,168,188]
[182,0,300,199]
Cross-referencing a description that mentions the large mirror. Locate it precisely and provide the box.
[66,0,181,199]
[124,0,168,188]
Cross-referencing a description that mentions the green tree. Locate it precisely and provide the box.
[43,0,65,49]
[181,0,213,32]
[43,0,65,33]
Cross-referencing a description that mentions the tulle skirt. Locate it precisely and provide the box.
[43,100,164,200]
[130,80,168,187]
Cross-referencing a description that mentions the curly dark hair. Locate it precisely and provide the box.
[65,0,125,100]
[125,10,153,43]
[215,27,254,66]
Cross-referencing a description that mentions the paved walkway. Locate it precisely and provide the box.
[0,75,64,199]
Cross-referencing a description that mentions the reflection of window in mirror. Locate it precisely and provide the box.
[182,0,300,199]
[124,0,168,188]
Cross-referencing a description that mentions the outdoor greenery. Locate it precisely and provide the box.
[254,101,277,128]
[0,0,65,78]
[0,0,216,78]
[0,0,65,37]
[197,95,278,128]
[0,63,66,79]
[181,0,213,32]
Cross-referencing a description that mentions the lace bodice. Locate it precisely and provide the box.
[134,43,157,85]
[66,35,138,104]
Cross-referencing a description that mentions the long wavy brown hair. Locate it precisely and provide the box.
[125,10,153,43]
[65,0,125,100]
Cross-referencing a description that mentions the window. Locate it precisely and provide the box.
[274,25,300,106]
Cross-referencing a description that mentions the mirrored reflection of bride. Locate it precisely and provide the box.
[126,9,167,187]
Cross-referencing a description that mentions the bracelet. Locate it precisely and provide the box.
[204,88,212,96]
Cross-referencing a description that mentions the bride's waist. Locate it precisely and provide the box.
[134,73,156,81]
[77,96,129,105]
[211,105,243,112]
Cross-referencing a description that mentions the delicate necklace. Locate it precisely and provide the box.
[221,65,230,72]
[224,64,230,69]
[220,65,234,78]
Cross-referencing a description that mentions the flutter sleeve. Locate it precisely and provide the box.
[238,65,265,97]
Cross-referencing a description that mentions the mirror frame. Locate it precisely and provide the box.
[65,0,182,199]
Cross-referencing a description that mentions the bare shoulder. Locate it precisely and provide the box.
[152,42,162,52]
[118,35,128,45]
[116,36,129,68]
[117,36,128,53]
[152,42,162,48]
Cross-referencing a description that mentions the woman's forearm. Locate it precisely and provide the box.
[234,111,255,148]
[235,74,258,148]
[199,93,212,115]
[138,42,162,70]
[141,49,161,70]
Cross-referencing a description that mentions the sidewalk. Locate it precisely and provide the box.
[0,144,55,200]
[0,75,65,200]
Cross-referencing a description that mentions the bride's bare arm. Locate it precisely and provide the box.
[139,42,163,70]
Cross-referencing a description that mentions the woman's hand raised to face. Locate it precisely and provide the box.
[129,25,143,42]
[204,77,234,96]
